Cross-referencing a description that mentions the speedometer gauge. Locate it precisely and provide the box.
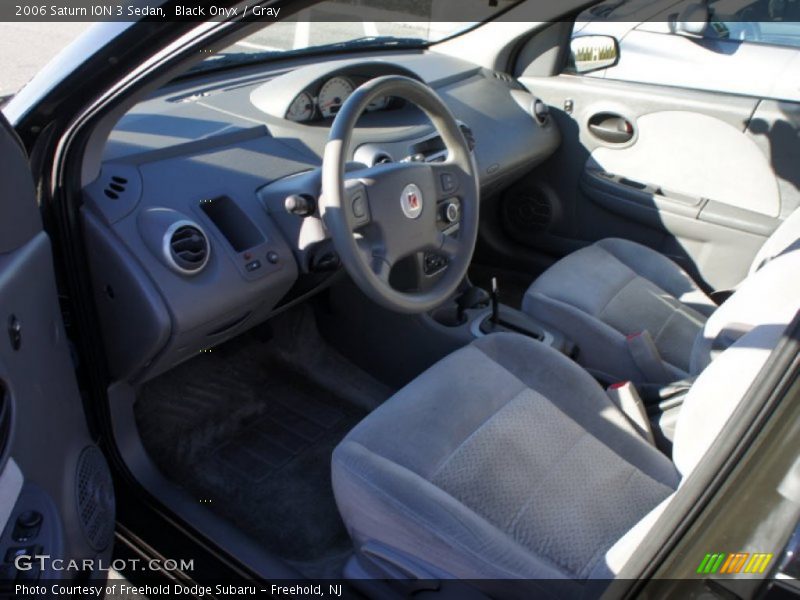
[286,92,314,122]
[318,76,354,118]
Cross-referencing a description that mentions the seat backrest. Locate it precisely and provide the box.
[749,206,800,274]
[674,270,799,476]
[690,242,800,374]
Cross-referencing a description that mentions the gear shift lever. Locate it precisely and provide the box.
[490,277,500,324]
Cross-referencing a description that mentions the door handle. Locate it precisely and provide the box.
[588,112,634,144]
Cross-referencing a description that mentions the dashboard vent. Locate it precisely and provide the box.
[165,222,210,275]
[491,71,523,90]
[103,175,128,200]
[532,99,550,126]
[372,152,394,166]
[459,124,476,151]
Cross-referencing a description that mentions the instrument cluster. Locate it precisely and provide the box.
[285,75,397,122]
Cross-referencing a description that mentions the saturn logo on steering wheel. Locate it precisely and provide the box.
[401,184,424,219]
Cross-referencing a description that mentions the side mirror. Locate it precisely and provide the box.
[676,3,710,35]
[570,35,619,74]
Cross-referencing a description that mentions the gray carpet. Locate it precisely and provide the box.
[134,307,393,578]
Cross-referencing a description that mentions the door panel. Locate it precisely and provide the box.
[589,110,780,217]
[512,74,797,290]
[0,115,114,585]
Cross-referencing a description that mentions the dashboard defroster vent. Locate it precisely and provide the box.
[164,221,210,275]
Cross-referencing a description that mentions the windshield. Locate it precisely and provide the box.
[190,0,520,75]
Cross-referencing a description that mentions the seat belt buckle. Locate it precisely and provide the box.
[606,381,656,445]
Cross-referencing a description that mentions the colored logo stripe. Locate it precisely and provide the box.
[720,553,748,573]
[745,553,774,574]
[697,552,773,575]
[697,553,726,574]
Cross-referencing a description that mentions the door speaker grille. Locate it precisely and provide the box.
[75,446,115,551]
[0,381,11,469]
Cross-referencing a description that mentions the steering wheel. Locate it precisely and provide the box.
[320,75,480,314]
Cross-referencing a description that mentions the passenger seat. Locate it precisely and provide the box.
[521,209,800,384]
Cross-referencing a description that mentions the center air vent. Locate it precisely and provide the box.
[164,221,209,275]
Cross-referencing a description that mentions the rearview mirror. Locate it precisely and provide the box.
[570,35,619,74]
[676,3,710,35]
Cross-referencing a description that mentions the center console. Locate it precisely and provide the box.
[430,279,577,358]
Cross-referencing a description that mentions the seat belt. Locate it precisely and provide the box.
[606,382,656,445]
[709,289,735,305]
[710,322,753,360]
[625,330,672,383]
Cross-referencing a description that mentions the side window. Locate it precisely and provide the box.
[566,0,800,101]
[706,0,800,48]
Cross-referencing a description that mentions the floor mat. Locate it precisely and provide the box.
[135,308,392,578]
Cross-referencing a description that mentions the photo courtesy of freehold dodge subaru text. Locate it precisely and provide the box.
[0,0,799,598]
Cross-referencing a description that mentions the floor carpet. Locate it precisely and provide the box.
[134,307,393,578]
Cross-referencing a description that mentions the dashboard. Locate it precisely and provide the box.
[81,51,560,384]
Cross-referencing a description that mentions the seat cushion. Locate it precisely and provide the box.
[332,333,679,590]
[522,238,716,383]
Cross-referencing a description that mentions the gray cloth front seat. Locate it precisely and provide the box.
[332,246,799,594]
[334,333,679,595]
[522,210,800,384]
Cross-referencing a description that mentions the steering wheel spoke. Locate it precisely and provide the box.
[437,231,462,259]
[356,236,392,283]
[343,178,371,230]
[431,161,472,202]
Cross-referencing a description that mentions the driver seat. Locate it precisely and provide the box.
[331,247,799,594]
